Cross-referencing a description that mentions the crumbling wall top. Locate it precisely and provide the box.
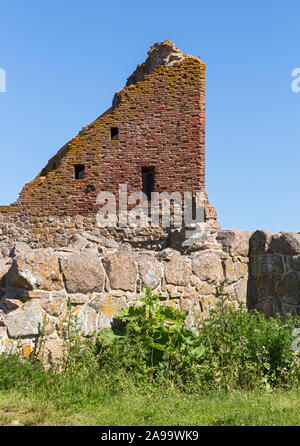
[126,40,203,87]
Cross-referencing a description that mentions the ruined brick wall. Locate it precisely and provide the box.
[0,41,216,220]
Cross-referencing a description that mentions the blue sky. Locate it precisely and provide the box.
[0,0,299,233]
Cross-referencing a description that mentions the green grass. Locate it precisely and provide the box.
[0,354,299,426]
[0,387,300,426]
[1,288,300,427]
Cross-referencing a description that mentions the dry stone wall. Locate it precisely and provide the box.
[0,213,219,257]
[1,224,300,363]
[248,230,300,318]
[0,227,250,363]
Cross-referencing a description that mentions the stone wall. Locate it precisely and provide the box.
[0,227,250,362]
[248,230,300,318]
[0,212,220,259]
[1,223,299,363]
[0,213,170,256]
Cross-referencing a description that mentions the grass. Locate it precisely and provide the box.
[1,287,300,427]
[1,386,300,426]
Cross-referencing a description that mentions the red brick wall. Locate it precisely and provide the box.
[1,57,208,217]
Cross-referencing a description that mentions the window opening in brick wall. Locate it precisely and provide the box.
[110,127,119,140]
[74,164,85,180]
[142,167,155,201]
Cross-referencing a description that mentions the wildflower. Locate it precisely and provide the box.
[262,346,266,350]
[273,387,276,391]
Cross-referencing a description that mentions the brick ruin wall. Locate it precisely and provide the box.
[0,42,217,256]
[0,49,212,217]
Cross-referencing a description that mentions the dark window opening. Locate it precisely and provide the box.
[110,127,119,140]
[192,193,196,220]
[142,167,155,201]
[74,164,85,180]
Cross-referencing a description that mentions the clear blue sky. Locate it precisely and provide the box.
[0,0,299,233]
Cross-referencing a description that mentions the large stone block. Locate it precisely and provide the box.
[135,254,162,289]
[3,300,44,337]
[164,255,191,286]
[42,297,67,317]
[43,338,64,366]
[216,230,252,257]
[7,248,63,291]
[249,230,272,256]
[224,258,248,284]
[103,251,138,292]
[96,295,127,329]
[0,258,11,288]
[269,232,300,255]
[182,230,223,254]
[233,277,248,303]
[251,255,284,276]
[277,272,300,305]
[255,274,276,300]
[191,251,224,284]
[71,305,98,336]
[62,253,105,294]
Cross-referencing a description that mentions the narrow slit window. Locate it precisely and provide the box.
[110,127,119,140]
[74,164,85,180]
[142,167,155,201]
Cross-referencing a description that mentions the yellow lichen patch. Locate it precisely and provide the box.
[23,345,31,358]
[100,296,119,319]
